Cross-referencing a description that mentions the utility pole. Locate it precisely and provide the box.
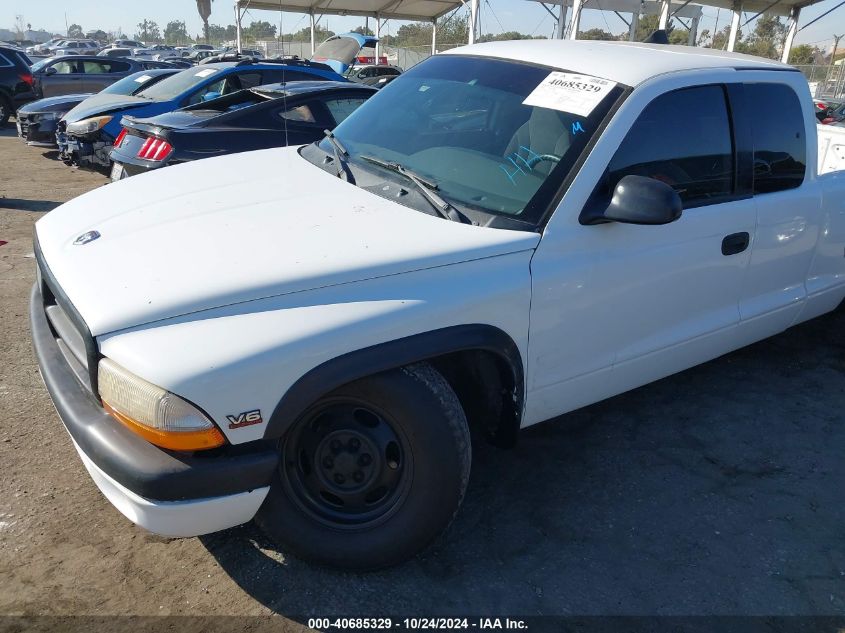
[828,34,844,99]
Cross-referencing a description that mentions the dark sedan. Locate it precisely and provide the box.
[30,56,150,98]
[16,69,179,146]
[109,80,375,180]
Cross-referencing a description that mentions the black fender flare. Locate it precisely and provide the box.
[262,324,525,442]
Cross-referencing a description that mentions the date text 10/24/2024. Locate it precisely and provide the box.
[307,618,529,630]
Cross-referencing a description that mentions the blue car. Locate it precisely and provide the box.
[57,58,345,169]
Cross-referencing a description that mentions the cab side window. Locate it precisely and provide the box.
[607,85,734,206]
[745,83,806,193]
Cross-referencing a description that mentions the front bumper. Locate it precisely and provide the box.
[16,115,59,146]
[59,132,113,168]
[30,282,279,535]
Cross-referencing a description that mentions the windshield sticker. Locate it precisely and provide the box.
[523,72,616,117]
[195,68,218,78]
[572,121,586,135]
[134,74,152,83]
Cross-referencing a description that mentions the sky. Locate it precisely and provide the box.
[4,0,845,53]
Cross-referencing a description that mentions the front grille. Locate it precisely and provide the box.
[35,244,99,395]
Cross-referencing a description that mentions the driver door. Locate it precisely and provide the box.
[524,84,757,425]
[42,60,84,97]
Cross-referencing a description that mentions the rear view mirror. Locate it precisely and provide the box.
[582,174,682,226]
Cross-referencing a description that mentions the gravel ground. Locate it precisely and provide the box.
[0,122,844,624]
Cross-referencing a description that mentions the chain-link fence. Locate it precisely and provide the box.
[252,40,464,70]
[794,63,845,101]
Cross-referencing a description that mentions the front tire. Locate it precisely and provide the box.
[255,362,471,570]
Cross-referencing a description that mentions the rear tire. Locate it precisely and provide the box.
[254,362,471,570]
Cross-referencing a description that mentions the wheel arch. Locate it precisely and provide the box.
[263,324,525,447]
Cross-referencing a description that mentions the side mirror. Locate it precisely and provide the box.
[201,91,221,102]
[44,66,57,75]
[583,174,682,226]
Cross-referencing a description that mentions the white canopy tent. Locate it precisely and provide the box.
[526,0,830,62]
[233,0,466,58]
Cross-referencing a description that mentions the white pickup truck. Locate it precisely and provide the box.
[31,40,845,570]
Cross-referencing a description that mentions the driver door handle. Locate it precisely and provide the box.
[722,232,750,256]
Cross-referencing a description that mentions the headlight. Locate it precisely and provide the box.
[98,358,225,451]
[34,111,61,122]
[66,115,113,135]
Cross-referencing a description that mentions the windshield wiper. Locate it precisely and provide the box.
[359,155,465,223]
[323,129,351,180]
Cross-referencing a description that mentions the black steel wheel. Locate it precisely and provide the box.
[282,398,413,528]
[255,362,471,570]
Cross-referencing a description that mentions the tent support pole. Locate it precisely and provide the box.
[781,6,800,62]
[658,0,671,29]
[727,1,741,51]
[568,0,584,39]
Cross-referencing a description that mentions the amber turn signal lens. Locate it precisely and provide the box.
[104,402,226,451]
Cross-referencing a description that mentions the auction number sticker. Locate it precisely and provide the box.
[523,71,616,117]
[195,68,218,77]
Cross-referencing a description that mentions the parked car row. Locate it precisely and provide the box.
[7,47,381,185]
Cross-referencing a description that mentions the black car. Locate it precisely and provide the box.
[110,80,375,179]
[29,55,150,99]
[345,64,402,84]
[0,45,35,125]
[16,69,179,146]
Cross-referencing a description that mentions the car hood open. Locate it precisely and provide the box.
[63,93,148,123]
[35,147,539,336]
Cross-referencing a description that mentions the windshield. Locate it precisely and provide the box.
[31,57,52,72]
[99,71,166,95]
[323,55,624,223]
[136,67,219,101]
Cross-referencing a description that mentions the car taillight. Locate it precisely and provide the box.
[137,136,173,161]
[18,72,34,87]
[114,128,127,147]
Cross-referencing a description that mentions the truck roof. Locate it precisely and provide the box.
[446,40,793,87]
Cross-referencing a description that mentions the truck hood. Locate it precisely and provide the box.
[35,147,539,336]
[64,93,147,123]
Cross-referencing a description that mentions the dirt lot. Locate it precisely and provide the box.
[1,122,844,624]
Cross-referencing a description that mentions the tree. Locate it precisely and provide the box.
[577,28,617,41]
[196,0,213,43]
[788,43,820,65]
[136,20,161,42]
[478,31,548,42]
[352,26,374,36]
[738,14,786,59]
[164,20,189,44]
[67,23,84,38]
[635,14,677,42]
[287,25,334,42]
[207,24,228,42]
[245,20,277,40]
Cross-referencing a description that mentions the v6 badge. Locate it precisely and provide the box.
[227,409,263,429]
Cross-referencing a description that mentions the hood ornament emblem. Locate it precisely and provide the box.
[73,230,101,246]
